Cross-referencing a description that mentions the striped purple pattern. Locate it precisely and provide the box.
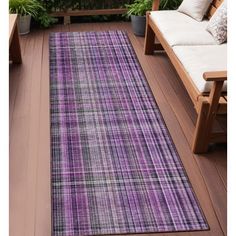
[50,31,208,236]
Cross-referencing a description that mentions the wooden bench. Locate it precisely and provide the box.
[9,14,22,64]
[144,0,227,153]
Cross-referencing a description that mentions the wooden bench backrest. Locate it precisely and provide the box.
[207,0,224,19]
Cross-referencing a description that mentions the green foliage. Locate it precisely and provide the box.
[39,0,79,12]
[125,0,183,17]
[159,0,183,10]
[35,9,58,27]
[38,1,137,23]
[9,0,44,17]
[125,0,151,17]
[39,0,135,12]
[9,0,58,27]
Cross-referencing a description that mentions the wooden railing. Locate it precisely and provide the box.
[50,8,128,24]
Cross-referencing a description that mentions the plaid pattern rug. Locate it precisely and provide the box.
[50,31,209,236]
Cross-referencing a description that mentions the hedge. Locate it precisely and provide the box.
[39,0,135,12]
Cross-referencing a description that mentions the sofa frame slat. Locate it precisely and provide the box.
[207,6,217,18]
[212,0,223,9]
[9,14,22,64]
[207,0,224,19]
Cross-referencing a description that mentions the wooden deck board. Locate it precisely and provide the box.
[24,29,45,236]
[9,22,226,236]
[9,35,29,133]
[35,28,51,236]
[10,32,36,236]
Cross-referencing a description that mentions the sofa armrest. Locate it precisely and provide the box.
[152,0,160,10]
[203,71,227,82]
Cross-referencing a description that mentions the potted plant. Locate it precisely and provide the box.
[125,0,183,37]
[9,0,44,34]
[125,0,152,37]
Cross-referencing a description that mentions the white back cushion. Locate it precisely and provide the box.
[150,11,216,46]
[178,0,212,21]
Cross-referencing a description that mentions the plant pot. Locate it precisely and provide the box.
[131,15,146,37]
[18,15,31,35]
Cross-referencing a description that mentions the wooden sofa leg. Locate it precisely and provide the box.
[192,81,224,153]
[144,12,155,55]
[192,100,211,153]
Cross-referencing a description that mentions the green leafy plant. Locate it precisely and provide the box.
[9,0,44,17]
[125,0,183,17]
[159,0,183,10]
[39,0,135,12]
[125,0,152,17]
[34,8,58,27]
[9,0,57,27]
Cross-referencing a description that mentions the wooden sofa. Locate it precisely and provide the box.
[144,0,227,154]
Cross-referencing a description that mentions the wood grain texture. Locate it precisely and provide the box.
[203,71,227,82]
[51,8,127,17]
[9,22,226,236]
[10,33,36,236]
[207,0,224,19]
[9,14,22,64]
[152,0,160,10]
[9,14,18,43]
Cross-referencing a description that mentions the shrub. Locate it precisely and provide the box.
[9,0,44,17]
[39,0,135,12]
[159,0,183,10]
[9,0,58,28]
[125,0,183,17]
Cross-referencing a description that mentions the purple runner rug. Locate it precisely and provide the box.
[50,31,208,236]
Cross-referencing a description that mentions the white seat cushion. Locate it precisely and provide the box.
[150,10,216,46]
[173,44,227,93]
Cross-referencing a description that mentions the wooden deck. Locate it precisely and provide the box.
[9,22,227,236]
